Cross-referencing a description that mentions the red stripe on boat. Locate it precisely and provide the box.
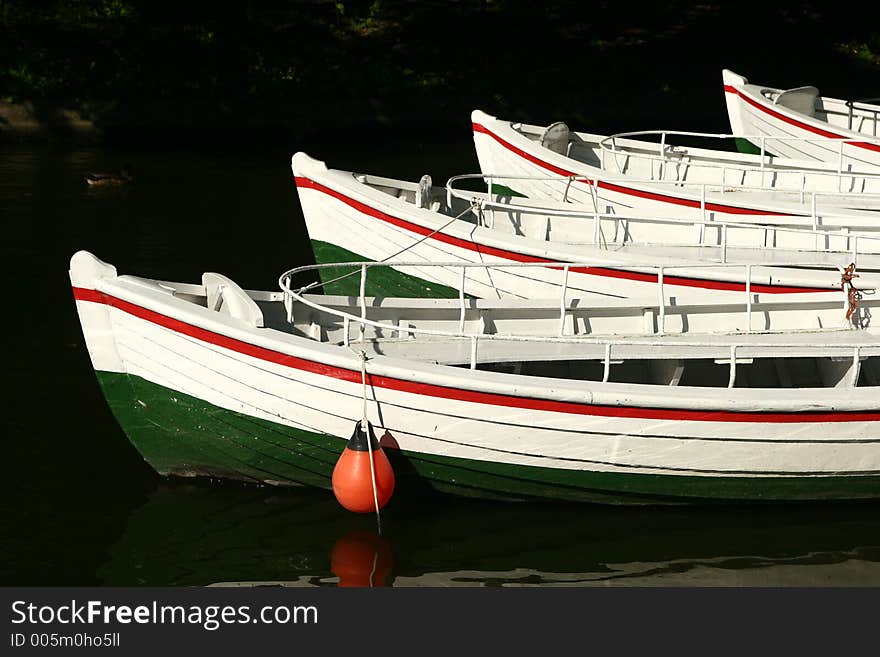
[294,175,823,294]
[471,122,792,216]
[73,286,880,423]
[723,85,880,153]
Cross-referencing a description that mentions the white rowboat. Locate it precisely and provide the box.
[471,110,880,224]
[70,250,880,503]
[722,69,880,168]
[292,152,880,304]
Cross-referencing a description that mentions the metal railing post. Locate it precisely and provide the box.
[745,264,752,333]
[602,343,611,382]
[657,266,665,335]
[811,193,818,230]
[359,264,367,342]
[593,206,601,244]
[459,266,467,333]
[701,184,706,222]
[658,133,666,180]
[592,177,600,215]
[727,345,737,388]
[488,176,495,227]
[283,277,293,324]
[470,336,478,370]
[721,223,728,263]
[852,346,861,387]
[558,264,570,336]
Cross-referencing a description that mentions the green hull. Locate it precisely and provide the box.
[490,183,527,198]
[96,371,880,505]
[733,137,777,158]
[309,240,460,298]
[734,137,760,155]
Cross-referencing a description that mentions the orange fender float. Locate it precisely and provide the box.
[332,421,395,513]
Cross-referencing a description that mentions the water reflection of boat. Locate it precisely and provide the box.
[98,482,880,586]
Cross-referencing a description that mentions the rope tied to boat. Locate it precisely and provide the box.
[360,350,382,534]
[331,348,395,519]
[563,175,575,202]
[842,263,862,321]
[292,200,482,296]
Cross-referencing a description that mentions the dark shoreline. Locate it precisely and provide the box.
[3,2,877,149]
[0,96,481,147]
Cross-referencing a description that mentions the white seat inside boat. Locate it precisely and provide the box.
[203,272,264,328]
[415,174,433,209]
[540,121,571,154]
[774,86,820,117]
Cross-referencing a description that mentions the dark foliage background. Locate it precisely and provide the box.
[2,0,879,144]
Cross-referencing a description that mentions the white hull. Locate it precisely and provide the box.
[292,153,880,304]
[471,109,880,227]
[723,69,880,168]
[69,251,880,502]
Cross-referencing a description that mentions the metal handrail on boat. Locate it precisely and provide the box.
[450,170,880,234]
[845,98,880,135]
[278,260,872,388]
[596,130,880,192]
[445,173,880,264]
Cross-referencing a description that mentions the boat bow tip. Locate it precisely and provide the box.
[722,69,747,86]
[291,151,327,177]
[471,109,497,124]
[69,251,117,287]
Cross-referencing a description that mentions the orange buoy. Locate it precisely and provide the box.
[330,529,394,587]
[332,421,395,513]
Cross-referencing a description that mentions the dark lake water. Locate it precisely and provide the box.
[3,139,880,587]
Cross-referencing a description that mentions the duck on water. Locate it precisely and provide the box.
[85,165,133,187]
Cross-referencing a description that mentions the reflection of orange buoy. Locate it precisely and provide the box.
[331,530,394,587]
[332,421,395,513]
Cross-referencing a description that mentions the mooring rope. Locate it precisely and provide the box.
[360,350,382,534]
[842,263,862,321]
[294,200,482,294]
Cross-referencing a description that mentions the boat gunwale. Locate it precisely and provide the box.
[70,265,880,415]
